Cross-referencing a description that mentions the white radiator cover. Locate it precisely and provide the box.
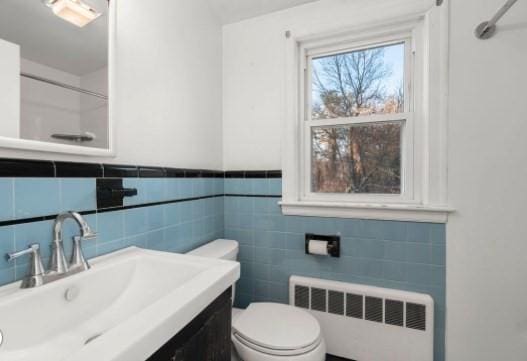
[289,276,434,361]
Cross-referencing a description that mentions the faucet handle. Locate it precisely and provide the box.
[69,236,92,271]
[7,243,40,261]
[6,244,45,288]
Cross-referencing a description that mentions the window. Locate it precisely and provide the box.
[303,35,414,205]
[282,12,450,222]
[309,41,408,196]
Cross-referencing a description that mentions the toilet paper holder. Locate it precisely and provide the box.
[305,233,340,257]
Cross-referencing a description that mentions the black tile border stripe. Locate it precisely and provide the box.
[0,193,282,227]
[0,210,98,227]
[0,194,223,227]
[0,158,282,179]
[103,164,139,178]
[225,170,282,178]
[55,162,103,178]
[224,194,282,198]
[0,158,55,177]
[138,166,167,178]
[96,194,225,214]
[0,194,282,227]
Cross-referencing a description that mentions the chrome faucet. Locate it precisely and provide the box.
[6,211,96,288]
[50,211,97,274]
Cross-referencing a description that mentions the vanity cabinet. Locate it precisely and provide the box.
[147,287,232,361]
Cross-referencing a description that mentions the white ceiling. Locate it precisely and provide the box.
[0,0,108,76]
[207,0,320,24]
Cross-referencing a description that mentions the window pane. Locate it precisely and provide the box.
[311,122,402,194]
[311,42,405,119]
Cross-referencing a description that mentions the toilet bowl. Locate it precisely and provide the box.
[188,239,326,361]
[232,302,326,361]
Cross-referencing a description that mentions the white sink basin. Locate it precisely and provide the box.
[0,247,240,361]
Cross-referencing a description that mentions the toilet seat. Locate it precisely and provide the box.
[233,332,322,356]
[232,303,322,356]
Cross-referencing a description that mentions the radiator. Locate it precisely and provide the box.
[289,276,434,361]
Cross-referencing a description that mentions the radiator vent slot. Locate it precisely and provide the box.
[328,290,345,315]
[294,285,309,309]
[406,302,426,331]
[310,287,327,312]
[385,299,404,326]
[365,296,383,323]
[346,293,363,319]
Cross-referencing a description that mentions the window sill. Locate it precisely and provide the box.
[279,201,453,223]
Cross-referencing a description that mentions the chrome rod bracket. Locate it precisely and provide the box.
[475,21,497,39]
[475,0,519,39]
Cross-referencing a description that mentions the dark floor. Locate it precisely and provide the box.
[326,354,353,361]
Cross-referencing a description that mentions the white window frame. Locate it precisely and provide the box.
[281,8,452,223]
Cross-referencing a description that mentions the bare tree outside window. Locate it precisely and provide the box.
[310,43,405,194]
[312,123,401,193]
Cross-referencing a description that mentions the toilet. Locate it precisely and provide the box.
[188,239,326,361]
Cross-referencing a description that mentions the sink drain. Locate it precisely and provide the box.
[84,333,103,345]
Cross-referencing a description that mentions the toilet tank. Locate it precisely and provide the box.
[188,239,239,304]
[187,239,239,261]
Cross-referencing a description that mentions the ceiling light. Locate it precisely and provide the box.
[45,0,101,28]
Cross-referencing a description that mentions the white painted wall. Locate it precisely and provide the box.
[0,39,20,138]
[446,0,527,360]
[222,0,527,360]
[0,0,223,170]
[222,0,435,170]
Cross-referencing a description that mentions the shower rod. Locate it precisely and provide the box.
[20,72,108,100]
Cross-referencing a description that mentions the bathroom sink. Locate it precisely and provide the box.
[0,247,240,361]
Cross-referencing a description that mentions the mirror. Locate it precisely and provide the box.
[0,0,113,155]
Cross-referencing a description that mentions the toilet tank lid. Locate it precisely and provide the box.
[187,239,239,260]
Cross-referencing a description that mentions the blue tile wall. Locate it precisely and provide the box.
[60,178,97,211]
[225,178,281,196]
[0,179,14,221]
[0,177,223,287]
[0,171,445,361]
[224,179,446,361]
[14,178,61,219]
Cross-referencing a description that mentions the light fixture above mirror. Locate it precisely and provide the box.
[43,0,102,28]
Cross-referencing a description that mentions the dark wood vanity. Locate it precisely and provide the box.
[147,287,232,361]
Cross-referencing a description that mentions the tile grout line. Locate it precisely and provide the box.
[10,177,15,222]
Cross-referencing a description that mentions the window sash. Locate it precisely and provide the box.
[302,112,415,204]
[300,35,417,204]
[305,37,413,121]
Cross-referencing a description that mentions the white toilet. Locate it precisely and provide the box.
[188,239,326,361]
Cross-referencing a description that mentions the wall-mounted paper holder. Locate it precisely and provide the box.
[305,233,340,258]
